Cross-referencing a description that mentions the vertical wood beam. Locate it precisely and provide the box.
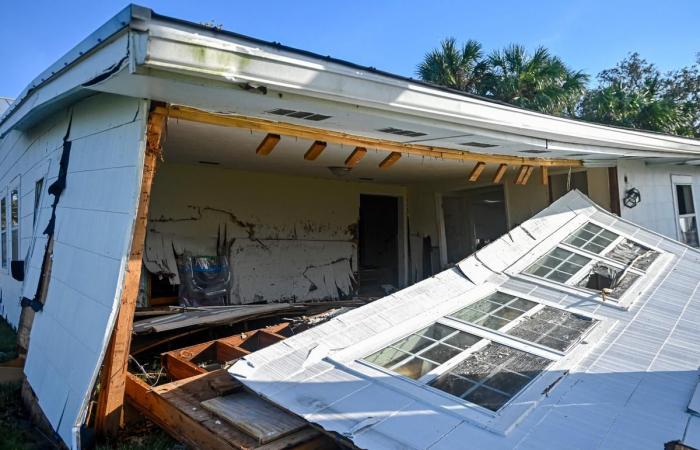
[608,166,621,216]
[255,133,281,155]
[379,152,401,169]
[540,166,549,185]
[492,164,508,184]
[344,147,367,167]
[303,141,327,160]
[468,162,486,182]
[95,106,166,436]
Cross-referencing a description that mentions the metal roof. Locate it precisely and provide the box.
[231,190,700,449]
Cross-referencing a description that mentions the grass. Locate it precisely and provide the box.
[0,317,17,363]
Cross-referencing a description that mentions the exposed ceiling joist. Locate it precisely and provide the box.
[158,105,583,168]
[255,133,281,155]
[521,165,535,184]
[345,147,367,167]
[492,164,508,183]
[379,152,401,169]
[468,162,486,182]
[304,141,327,160]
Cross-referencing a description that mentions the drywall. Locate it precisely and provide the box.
[146,163,406,303]
[19,94,147,446]
[617,159,700,242]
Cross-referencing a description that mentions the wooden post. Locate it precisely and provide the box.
[540,166,549,185]
[95,105,166,435]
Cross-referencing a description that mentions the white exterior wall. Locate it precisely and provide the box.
[617,159,700,242]
[0,94,148,447]
[147,163,406,303]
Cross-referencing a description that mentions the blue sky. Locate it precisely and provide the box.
[2,0,699,99]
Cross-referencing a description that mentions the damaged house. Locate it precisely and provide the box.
[1,4,700,449]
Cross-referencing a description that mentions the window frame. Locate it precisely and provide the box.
[356,289,600,417]
[511,218,666,307]
[0,195,6,270]
[671,175,699,248]
[8,178,19,265]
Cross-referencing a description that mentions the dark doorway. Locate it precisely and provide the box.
[442,186,508,264]
[358,194,399,297]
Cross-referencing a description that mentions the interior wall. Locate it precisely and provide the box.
[146,162,406,304]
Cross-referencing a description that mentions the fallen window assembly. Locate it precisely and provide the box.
[361,290,598,413]
[522,221,662,301]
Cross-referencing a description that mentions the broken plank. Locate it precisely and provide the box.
[468,162,486,182]
[202,391,306,444]
[303,141,327,160]
[379,152,401,169]
[344,147,367,167]
[492,163,508,183]
[256,134,281,155]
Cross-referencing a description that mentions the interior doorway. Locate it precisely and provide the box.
[442,186,508,264]
[358,194,399,296]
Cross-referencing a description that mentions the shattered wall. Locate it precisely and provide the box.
[146,163,406,304]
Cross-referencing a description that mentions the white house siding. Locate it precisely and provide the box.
[13,93,148,446]
[617,159,700,243]
[146,163,406,304]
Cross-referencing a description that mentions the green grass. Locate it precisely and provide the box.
[96,431,178,450]
[0,316,17,363]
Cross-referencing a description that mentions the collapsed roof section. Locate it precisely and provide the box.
[231,190,700,449]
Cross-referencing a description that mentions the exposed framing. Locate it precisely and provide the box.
[95,104,167,435]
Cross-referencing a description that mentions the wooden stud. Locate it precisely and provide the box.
[255,133,281,155]
[303,141,326,160]
[514,165,529,184]
[156,105,582,168]
[521,165,535,184]
[492,164,508,183]
[95,106,166,436]
[379,152,401,169]
[540,166,549,185]
[344,147,367,167]
[468,162,486,182]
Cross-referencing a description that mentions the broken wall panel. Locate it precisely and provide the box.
[146,163,406,303]
[21,94,148,445]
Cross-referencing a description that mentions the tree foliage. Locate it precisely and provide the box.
[417,40,700,138]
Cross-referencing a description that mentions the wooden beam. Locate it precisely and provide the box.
[95,106,166,436]
[521,165,535,184]
[255,133,281,155]
[156,105,582,168]
[344,147,367,167]
[379,152,401,169]
[492,164,508,183]
[303,141,326,160]
[540,166,549,185]
[468,162,486,182]
[514,165,529,185]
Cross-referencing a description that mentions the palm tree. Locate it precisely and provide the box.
[483,45,588,115]
[417,38,486,93]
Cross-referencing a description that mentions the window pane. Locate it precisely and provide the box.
[429,343,551,411]
[677,185,695,215]
[393,357,437,379]
[393,335,433,354]
[11,230,18,260]
[420,344,461,364]
[10,190,18,226]
[364,347,410,368]
[1,232,5,268]
[34,178,44,226]
[418,323,455,341]
[0,199,5,232]
[679,216,699,248]
[525,247,591,283]
[507,306,596,352]
[449,293,537,331]
[564,222,619,254]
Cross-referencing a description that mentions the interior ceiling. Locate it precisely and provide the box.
[165,119,550,184]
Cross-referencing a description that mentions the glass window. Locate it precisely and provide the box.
[677,185,695,215]
[674,184,699,247]
[363,324,480,380]
[506,307,596,352]
[525,248,591,283]
[0,198,5,268]
[429,343,552,411]
[449,292,538,331]
[34,178,43,226]
[563,222,618,254]
[10,190,18,261]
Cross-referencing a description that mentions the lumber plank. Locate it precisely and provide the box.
[344,147,367,167]
[522,165,535,184]
[156,105,582,168]
[202,392,306,444]
[256,134,281,155]
[492,163,508,183]
[379,152,401,169]
[514,165,529,185]
[468,162,486,182]
[540,166,549,185]
[95,107,166,435]
[303,141,327,160]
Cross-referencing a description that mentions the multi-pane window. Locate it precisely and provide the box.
[361,292,597,413]
[563,222,618,254]
[0,198,6,268]
[10,190,18,261]
[429,343,551,411]
[524,248,590,283]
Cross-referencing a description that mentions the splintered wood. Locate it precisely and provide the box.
[201,392,306,444]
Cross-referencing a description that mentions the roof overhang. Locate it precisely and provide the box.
[3,4,700,163]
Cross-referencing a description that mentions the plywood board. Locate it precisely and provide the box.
[201,391,306,444]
